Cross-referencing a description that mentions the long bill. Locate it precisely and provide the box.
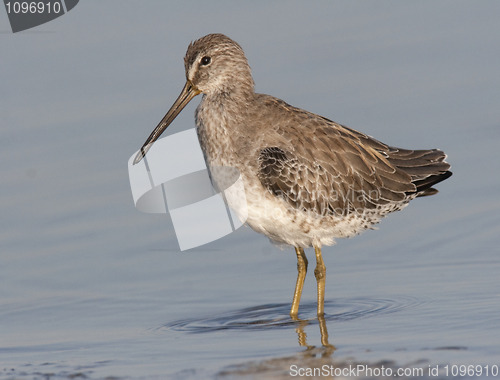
[133,80,201,165]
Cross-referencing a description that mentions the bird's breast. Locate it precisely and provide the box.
[195,96,248,169]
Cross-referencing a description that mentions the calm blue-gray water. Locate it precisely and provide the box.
[1,2,499,379]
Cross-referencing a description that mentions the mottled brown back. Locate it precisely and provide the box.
[258,97,452,217]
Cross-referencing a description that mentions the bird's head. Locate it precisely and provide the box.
[184,33,254,95]
[133,33,253,165]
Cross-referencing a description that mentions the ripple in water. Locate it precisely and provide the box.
[157,296,428,333]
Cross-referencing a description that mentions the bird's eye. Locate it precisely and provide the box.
[200,56,211,66]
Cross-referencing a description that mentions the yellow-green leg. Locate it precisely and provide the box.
[290,247,308,318]
[314,246,326,316]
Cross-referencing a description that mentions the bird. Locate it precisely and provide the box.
[134,33,452,318]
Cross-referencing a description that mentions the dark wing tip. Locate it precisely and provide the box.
[416,188,438,197]
[413,170,452,194]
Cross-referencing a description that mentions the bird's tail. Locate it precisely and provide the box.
[386,148,452,196]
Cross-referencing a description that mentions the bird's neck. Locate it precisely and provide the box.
[212,75,255,102]
[199,80,255,122]
[195,85,254,168]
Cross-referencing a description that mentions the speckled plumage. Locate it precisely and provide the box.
[135,34,452,317]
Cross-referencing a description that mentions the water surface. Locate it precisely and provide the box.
[1,2,499,379]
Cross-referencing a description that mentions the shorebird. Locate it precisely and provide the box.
[134,34,452,318]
